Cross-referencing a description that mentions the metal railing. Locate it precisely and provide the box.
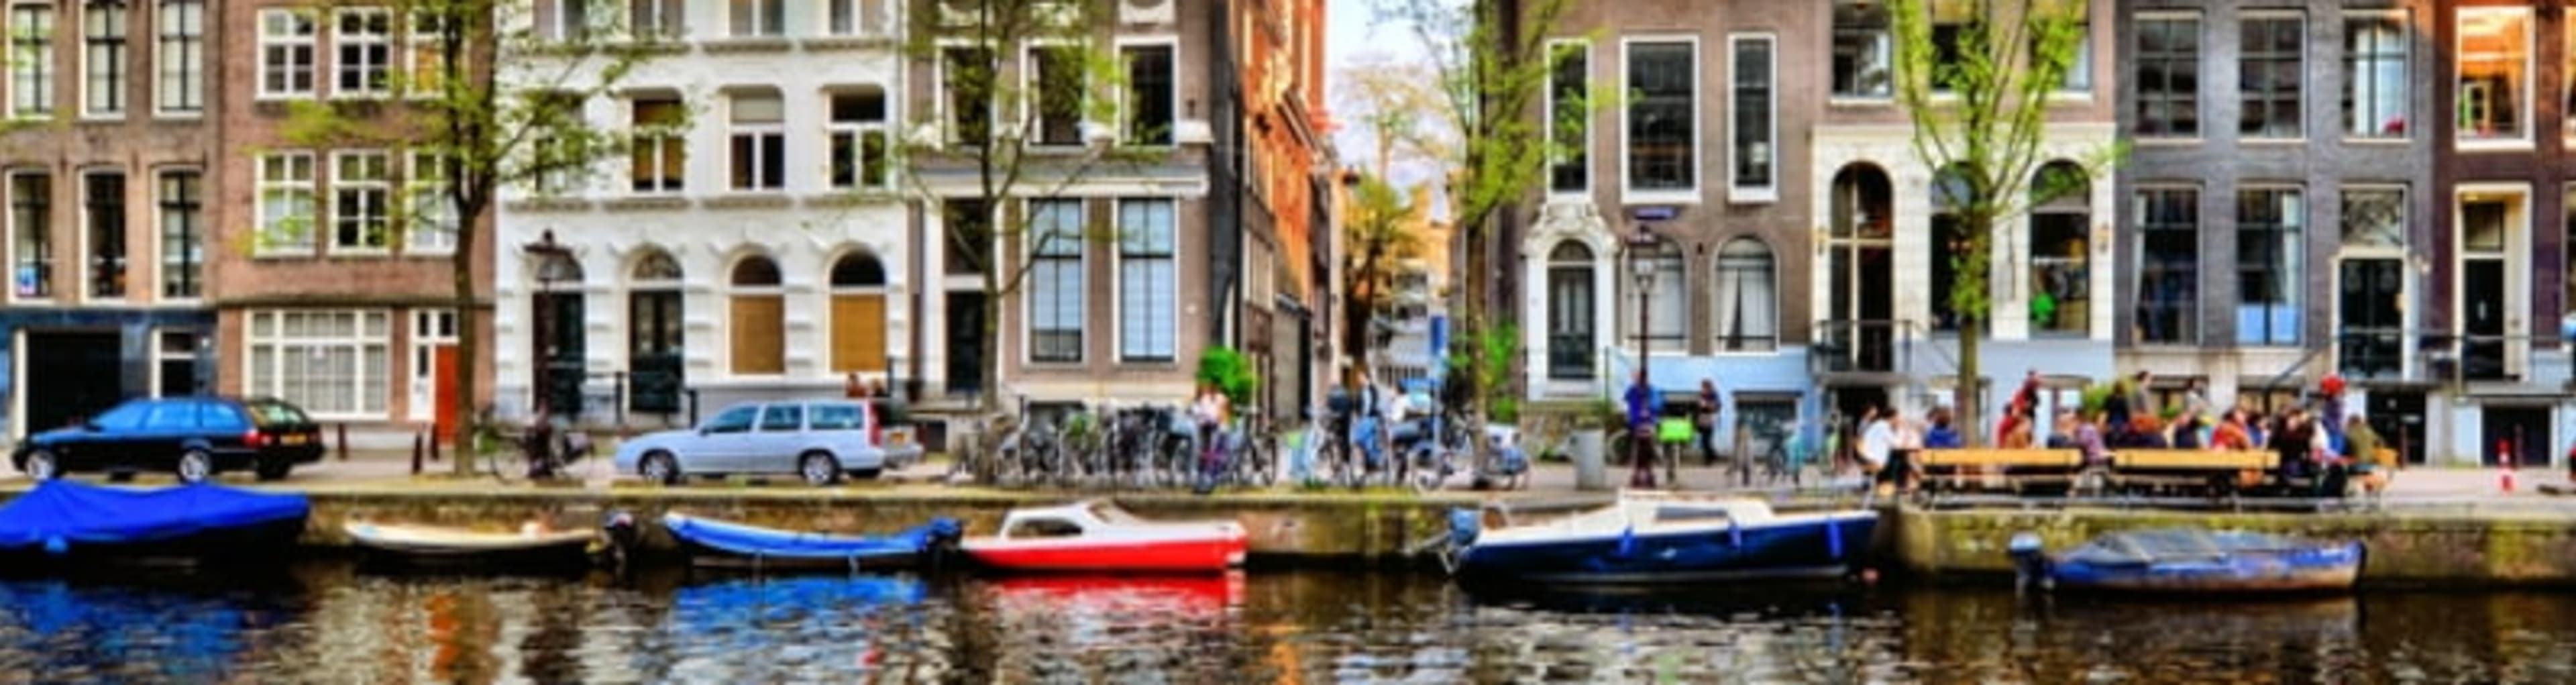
[1810,319,1921,375]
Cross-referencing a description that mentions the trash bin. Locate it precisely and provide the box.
[1570,430,1607,490]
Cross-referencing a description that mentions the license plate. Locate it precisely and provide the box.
[890,432,912,446]
[280,434,309,445]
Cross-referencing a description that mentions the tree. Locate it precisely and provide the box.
[1888,0,2118,444]
[902,1,1165,422]
[276,0,669,473]
[1371,0,1576,465]
[1342,174,1425,380]
[1333,52,1453,181]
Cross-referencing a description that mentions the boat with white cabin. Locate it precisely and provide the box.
[1444,492,1876,583]
[962,500,1247,573]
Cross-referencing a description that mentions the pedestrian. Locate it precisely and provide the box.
[1925,408,1963,449]
[2346,414,2389,496]
[1891,410,1925,493]
[2072,412,2108,468]
[2211,410,2253,450]
[1697,378,1723,466]
[1624,370,1663,488]
[1860,407,1895,496]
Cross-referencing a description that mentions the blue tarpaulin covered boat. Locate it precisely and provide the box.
[1445,492,1877,583]
[2012,529,2365,593]
[0,481,309,564]
[662,512,961,569]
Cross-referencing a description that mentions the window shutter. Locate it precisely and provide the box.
[832,293,887,372]
[731,295,786,374]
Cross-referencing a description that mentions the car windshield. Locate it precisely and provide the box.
[91,402,152,430]
[246,401,309,427]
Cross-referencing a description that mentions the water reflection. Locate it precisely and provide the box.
[0,564,2569,683]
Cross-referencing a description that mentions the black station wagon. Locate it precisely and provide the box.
[11,397,326,483]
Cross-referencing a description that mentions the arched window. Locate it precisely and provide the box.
[626,249,684,413]
[1713,238,1776,352]
[729,255,785,374]
[2030,162,2091,334]
[829,252,890,373]
[1546,241,1596,379]
[1827,163,1896,371]
[1622,240,1686,354]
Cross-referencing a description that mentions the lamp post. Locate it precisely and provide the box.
[1623,227,1664,489]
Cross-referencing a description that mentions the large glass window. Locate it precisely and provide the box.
[943,46,994,146]
[630,0,682,38]
[2030,164,2090,335]
[1121,44,1173,145]
[2054,1,2091,92]
[1547,40,1587,195]
[827,0,888,36]
[1711,238,1776,352]
[2133,15,2198,138]
[259,153,317,255]
[2237,188,2304,346]
[827,89,891,190]
[1929,166,1972,330]
[1027,199,1084,363]
[2458,7,2530,144]
[1546,242,1594,379]
[2239,15,2303,139]
[83,171,121,299]
[2136,188,2199,344]
[331,150,390,252]
[730,0,783,37]
[83,0,125,116]
[11,3,55,116]
[1028,45,1083,147]
[405,151,453,254]
[246,310,390,418]
[256,9,314,99]
[158,170,198,299]
[1623,242,1686,354]
[2345,13,2407,138]
[335,7,389,97]
[1623,40,1694,195]
[1118,199,1176,362]
[729,91,784,191]
[629,95,684,193]
[154,0,200,114]
[10,173,47,299]
[1729,35,1774,199]
[1831,0,1890,98]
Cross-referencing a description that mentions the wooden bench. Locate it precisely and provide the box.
[2110,449,2277,492]
[1917,449,2085,492]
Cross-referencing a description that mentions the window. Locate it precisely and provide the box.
[1546,40,1587,194]
[1546,242,1595,379]
[259,152,317,255]
[527,91,585,194]
[90,401,146,430]
[828,89,891,190]
[331,151,390,252]
[702,405,756,433]
[2457,7,2530,144]
[405,152,453,254]
[1028,199,1084,363]
[729,256,784,375]
[1711,238,1775,352]
[2136,188,2198,344]
[2344,13,2406,139]
[1624,241,1686,353]
[1121,44,1174,145]
[245,310,391,418]
[334,8,389,97]
[1831,0,1890,98]
[2052,1,2090,92]
[1728,36,1774,200]
[142,401,194,429]
[548,0,590,41]
[2030,163,2090,335]
[154,0,199,114]
[756,404,802,432]
[729,0,782,37]
[1118,199,1175,362]
[10,173,47,299]
[157,170,197,299]
[1623,40,1695,196]
[944,46,995,146]
[82,172,121,299]
[729,91,784,191]
[828,253,887,373]
[405,8,453,97]
[256,9,315,99]
[629,95,684,193]
[827,0,887,36]
[1928,0,1970,93]
[11,3,54,116]
[2342,187,2404,249]
[1028,45,1083,146]
[1929,168,1970,330]
[2239,15,2303,139]
[83,0,125,116]
[2133,15,2198,138]
[809,403,862,431]
[944,199,989,276]
[630,0,682,38]
[2238,188,2302,346]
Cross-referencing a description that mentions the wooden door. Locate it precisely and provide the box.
[433,346,459,444]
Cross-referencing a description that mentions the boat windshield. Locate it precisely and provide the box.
[1085,502,1141,524]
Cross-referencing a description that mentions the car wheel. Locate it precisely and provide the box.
[21,450,58,481]
[639,452,681,486]
[254,457,293,482]
[176,449,215,484]
[799,452,842,486]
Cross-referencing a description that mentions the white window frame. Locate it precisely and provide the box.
[1021,40,1087,149]
[629,94,685,194]
[149,328,197,398]
[403,8,449,100]
[329,150,391,254]
[1113,197,1179,364]
[1544,38,1589,199]
[156,167,201,301]
[2133,185,2203,346]
[1114,36,1178,147]
[80,0,127,118]
[1617,36,1700,206]
[333,7,390,99]
[154,0,201,116]
[2452,183,2532,378]
[407,309,456,423]
[825,89,893,191]
[936,40,998,146]
[1725,33,1776,204]
[547,0,592,42]
[404,151,454,255]
[243,309,392,421]
[824,0,887,37]
[629,0,682,40]
[728,91,786,191]
[2456,6,2534,151]
[729,0,784,38]
[256,152,317,257]
[8,171,50,302]
[256,8,315,100]
[2343,9,2409,142]
[2237,11,2306,143]
[78,169,122,302]
[2234,185,2305,347]
[1024,198,1087,364]
[10,2,56,118]
[2132,11,2202,144]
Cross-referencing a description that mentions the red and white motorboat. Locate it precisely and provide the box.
[962,500,1248,573]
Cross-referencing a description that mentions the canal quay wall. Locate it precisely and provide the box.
[1894,506,2576,586]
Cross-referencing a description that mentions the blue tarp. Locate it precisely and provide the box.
[0,482,309,553]
[665,513,961,561]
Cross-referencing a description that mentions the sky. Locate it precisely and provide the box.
[1324,0,1445,207]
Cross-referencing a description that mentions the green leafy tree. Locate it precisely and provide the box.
[902,0,1164,419]
[1342,174,1424,380]
[1889,0,2119,444]
[1195,346,1260,409]
[274,0,671,472]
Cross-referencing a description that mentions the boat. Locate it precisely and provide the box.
[2010,528,2364,594]
[661,512,963,570]
[0,481,308,567]
[961,500,1248,573]
[342,520,599,570]
[1442,492,1877,583]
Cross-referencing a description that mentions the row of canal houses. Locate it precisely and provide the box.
[0,0,1337,450]
[1516,0,2576,466]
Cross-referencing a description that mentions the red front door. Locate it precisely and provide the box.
[433,346,459,444]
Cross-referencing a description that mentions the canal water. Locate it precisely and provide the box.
[0,561,2571,684]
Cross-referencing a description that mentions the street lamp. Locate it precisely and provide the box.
[1622,220,1666,489]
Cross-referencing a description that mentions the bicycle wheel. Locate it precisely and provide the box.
[484,445,527,484]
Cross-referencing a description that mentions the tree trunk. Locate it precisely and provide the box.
[1955,316,1982,448]
[450,201,484,475]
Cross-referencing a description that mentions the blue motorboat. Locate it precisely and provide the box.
[0,481,309,566]
[1444,492,1876,583]
[661,512,961,570]
[2010,528,2365,594]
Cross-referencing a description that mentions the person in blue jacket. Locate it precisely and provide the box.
[1624,370,1664,488]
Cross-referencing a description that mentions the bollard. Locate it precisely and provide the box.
[337,423,350,462]
[429,429,442,462]
[410,431,424,475]
[2500,439,2518,494]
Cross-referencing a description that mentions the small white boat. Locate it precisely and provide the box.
[961,500,1248,573]
[343,521,598,568]
[1446,492,1876,583]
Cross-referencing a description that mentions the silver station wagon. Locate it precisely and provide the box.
[614,400,914,485]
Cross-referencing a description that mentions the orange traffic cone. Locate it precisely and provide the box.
[2500,440,2518,494]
